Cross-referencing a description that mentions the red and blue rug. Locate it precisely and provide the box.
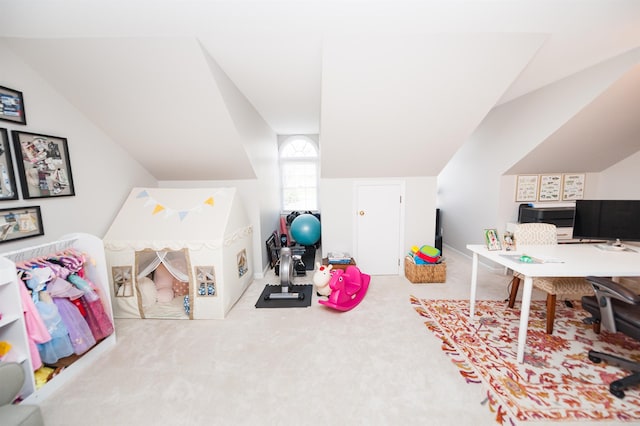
[411,296,640,424]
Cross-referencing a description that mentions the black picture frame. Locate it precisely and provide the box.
[0,129,18,201]
[11,131,75,199]
[0,206,44,243]
[0,86,27,125]
[266,233,279,269]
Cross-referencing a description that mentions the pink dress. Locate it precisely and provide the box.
[67,274,114,341]
[18,281,50,371]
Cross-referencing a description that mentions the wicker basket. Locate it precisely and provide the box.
[404,257,446,283]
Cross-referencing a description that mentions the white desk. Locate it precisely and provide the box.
[467,243,640,363]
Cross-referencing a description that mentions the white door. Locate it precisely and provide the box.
[354,183,402,275]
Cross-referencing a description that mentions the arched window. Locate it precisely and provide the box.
[279,135,319,211]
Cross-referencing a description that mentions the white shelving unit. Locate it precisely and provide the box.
[0,256,36,400]
[0,233,116,403]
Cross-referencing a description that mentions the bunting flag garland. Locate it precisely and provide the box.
[136,190,214,221]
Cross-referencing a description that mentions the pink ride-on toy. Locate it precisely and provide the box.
[318,265,370,311]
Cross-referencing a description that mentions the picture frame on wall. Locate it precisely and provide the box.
[0,85,27,125]
[0,129,18,201]
[11,130,76,199]
[0,206,44,243]
[562,173,585,200]
[538,174,562,201]
[515,175,539,202]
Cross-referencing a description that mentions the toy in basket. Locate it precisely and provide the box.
[405,245,446,283]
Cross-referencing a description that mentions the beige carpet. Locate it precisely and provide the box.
[36,248,620,426]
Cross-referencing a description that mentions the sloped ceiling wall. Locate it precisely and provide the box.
[320,33,545,178]
[1,1,640,181]
[506,63,640,174]
[1,37,257,180]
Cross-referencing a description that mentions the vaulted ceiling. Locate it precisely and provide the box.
[1,0,639,180]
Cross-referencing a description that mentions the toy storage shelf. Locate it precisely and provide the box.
[0,233,116,403]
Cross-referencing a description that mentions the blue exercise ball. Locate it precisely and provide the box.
[290,214,321,246]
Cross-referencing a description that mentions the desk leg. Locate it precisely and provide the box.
[517,275,533,363]
[469,252,478,320]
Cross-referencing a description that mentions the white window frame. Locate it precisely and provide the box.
[279,135,319,212]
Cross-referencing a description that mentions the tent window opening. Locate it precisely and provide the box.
[196,266,216,297]
[112,266,133,297]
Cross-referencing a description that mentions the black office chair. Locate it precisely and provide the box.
[582,276,640,398]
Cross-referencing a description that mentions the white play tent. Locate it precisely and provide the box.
[103,187,253,319]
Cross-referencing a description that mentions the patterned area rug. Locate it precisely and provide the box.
[411,296,640,424]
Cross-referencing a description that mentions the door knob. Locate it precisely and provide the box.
[359,210,365,216]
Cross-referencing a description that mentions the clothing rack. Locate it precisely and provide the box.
[2,236,78,263]
[0,232,116,403]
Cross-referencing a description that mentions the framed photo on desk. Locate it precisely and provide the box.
[484,228,502,251]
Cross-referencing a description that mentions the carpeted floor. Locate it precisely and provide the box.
[35,247,636,425]
[412,297,640,424]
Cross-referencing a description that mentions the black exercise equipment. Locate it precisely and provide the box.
[255,247,312,308]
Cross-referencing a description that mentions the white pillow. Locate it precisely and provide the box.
[137,277,157,308]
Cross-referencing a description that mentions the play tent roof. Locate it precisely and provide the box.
[104,187,251,251]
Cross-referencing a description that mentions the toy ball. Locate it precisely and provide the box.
[290,213,321,246]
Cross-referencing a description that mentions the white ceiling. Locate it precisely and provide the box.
[1,0,639,180]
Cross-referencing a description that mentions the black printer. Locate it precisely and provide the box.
[518,204,575,228]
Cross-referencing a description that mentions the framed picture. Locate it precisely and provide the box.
[0,86,26,125]
[11,131,75,199]
[562,173,585,200]
[0,129,18,201]
[0,206,44,243]
[503,231,516,251]
[265,232,279,269]
[538,174,562,201]
[515,175,539,202]
[484,228,502,251]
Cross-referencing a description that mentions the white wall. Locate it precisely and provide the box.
[440,50,640,255]
[594,150,640,199]
[0,42,156,253]
[320,176,436,265]
[201,48,281,277]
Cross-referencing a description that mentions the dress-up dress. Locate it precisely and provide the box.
[52,297,96,355]
[35,299,74,364]
[47,277,96,356]
[67,274,114,341]
[18,281,50,371]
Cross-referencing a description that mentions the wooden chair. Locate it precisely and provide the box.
[507,222,595,334]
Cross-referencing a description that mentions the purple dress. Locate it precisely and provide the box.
[52,297,96,355]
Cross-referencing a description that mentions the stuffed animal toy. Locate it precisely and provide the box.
[154,263,175,303]
[312,262,333,296]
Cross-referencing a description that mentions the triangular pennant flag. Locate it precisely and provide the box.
[193,205,203,213]
[137,190,149,199]
[164,208,175,219]
[178,211,189,221]
[152,204,165,215]
[204,197,214,207]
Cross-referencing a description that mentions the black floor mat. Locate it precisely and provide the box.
[255,284,313,308]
